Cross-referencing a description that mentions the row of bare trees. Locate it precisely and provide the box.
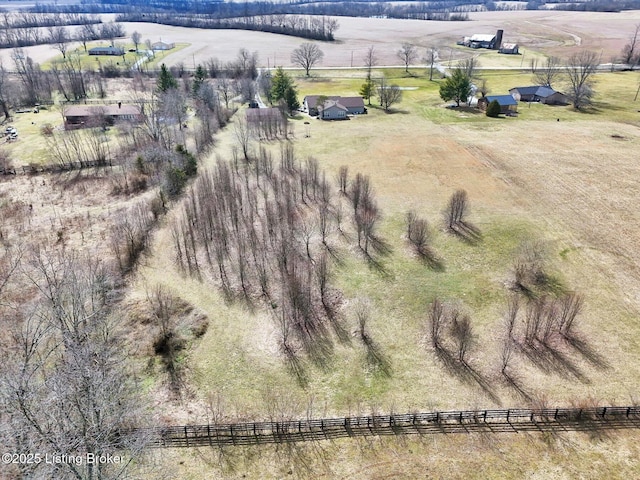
[0,19,123,49]
[116,12,339,41]
[169,143,390,380]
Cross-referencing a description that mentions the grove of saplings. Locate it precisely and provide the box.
[170,128,593,393]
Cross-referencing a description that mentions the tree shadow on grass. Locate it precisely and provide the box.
[416,246,445,272]
[359,331,392,378]
[449,221,482,245]
[563,333,611,371]
[434,346,501,405]
[517,340,589,383]
[500,369,533,403]
[281,341,308,388]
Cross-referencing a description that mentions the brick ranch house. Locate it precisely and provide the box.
[303,95,366,118]
[62,104,143,129]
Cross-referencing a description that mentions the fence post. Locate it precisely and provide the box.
[554,408,558,420]
[602,407,607,418]
[208,424,212,447]
[184,426,189,447]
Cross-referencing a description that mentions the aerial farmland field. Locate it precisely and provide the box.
[1,5,640,479]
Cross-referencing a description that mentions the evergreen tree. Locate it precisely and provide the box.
[486,99,501,117]
[192,64,206,95]
[270,67,299,113]
[157,63,177,92]
[439,68,472,107]
[284,86,300,113]
[359,77,375,105]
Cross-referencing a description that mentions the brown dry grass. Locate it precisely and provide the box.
[133,66,640,476]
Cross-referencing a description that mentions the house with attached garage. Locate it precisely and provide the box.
[477,95,518,115]
[303,95,366,117]
[509,86,568,105]
[318,100,348,120]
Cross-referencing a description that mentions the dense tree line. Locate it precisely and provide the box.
[116,12,340,41]
[0,20,124,49]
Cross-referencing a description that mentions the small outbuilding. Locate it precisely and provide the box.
[499,43,519,54]
[88,45,125,56]
[509,86,568,105]
[152,40,175,51]
[477,95,518,115]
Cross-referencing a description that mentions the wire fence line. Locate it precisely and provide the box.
[129,406,640,448]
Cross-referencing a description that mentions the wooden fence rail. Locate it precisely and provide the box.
[128,406,640,449]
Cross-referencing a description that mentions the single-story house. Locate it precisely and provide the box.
[499,43,519,54]
[63,104,143,129]
[318,100,348,120]
[88,45,125,56]
[509,86,568,105]
[152,40,175,51]
[477,95,518,114]
[303,95,365,116]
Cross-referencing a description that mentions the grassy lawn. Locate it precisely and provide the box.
[40,42,190,73]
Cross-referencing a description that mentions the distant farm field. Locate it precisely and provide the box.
[2,11,640,69]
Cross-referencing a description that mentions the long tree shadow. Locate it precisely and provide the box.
[416,246,445,271]
[517,340,589,383]
[563,334,611,370]
[281,341,308,388]
[500,369,533,402]
[434,347,501,405]
[450,221,482,245]
[359,329,392,378]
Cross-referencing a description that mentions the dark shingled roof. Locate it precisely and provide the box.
[484,95,518,106]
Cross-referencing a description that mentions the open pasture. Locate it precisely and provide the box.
[136,67,640,478]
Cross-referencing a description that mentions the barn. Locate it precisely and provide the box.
[477,95,518,115]
[499,43,519,54]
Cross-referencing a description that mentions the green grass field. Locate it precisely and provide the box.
[41,42,190,73]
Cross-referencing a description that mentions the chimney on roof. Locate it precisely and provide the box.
[495,29,504,50]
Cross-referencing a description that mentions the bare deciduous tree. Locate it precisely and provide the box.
[451,311,473,363]
[0,252,148,480]
[397,42,417,73]
[131,30,142,52]
[48,25,69,59]
[363,45,377,79]
[533,56,562,88]
[291,42,324,76]
[622,23,640,67]
[445,189,468,230]
[565,50,599,110]
[377,78,402,112]
[429,298,445,350]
